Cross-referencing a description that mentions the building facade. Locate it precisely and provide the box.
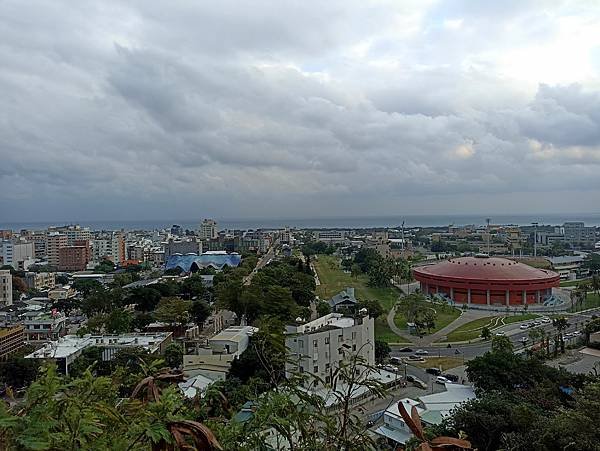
[285,313,374,387]
[46,233,68,268]
[0,240,35,270]
[0,270,13,307]
[199,219,218,240]
[164,238,202,259]
[0,326,25,361]
[24,272,56,291]
[413,256,560,306]
[563,222,596,248]
[58,239,91,271]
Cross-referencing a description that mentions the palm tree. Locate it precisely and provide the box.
[553,316,570,353]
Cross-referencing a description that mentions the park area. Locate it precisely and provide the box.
[312,255,461,344]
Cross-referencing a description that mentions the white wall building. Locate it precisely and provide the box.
[26,332,172,375]
[0,240,35,270]
[199,219,218,240]
[285,312,374,387]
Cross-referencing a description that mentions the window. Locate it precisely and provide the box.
[352,344,356,351]
[314,366,318,373]
[299,340,304,349]
[313,339,318,348]
[299,366,304,373]
[338,335,343,343]
[325,337,329,344]
[352,332,357,339]
[325,376,331,384]
[325,363,330,370]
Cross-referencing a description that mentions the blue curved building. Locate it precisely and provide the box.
[165,252,242,272]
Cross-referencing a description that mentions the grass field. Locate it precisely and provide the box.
[560,278,590,287]
[412,357,464,371]
[439,313,538,342]
[313,255,409,342]
[569,293,600,312]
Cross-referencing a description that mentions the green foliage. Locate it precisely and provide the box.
[94,259,115,273]
[180,274,207,300]
[0,356,40,388]
[300,240,336,256]
[104,308,134,334]
[128,287,162,312]
[374,339,391,363]
[316,300,332,317]
[164,343,183,369]
[480,326,491,340]
[154,298,191,326]
[190,300,211,327]
[357,298,383,318]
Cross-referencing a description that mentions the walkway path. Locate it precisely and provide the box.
[386,304,407,340]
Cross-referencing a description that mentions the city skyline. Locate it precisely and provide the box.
[2,1,600,221]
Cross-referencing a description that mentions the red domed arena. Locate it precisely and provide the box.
[413,256,560,306]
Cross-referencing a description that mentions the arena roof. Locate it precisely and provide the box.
[413,256,558,282]
[165,253,242,272]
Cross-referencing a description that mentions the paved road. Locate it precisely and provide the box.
[243,237,279,285]
[390,307,600,360]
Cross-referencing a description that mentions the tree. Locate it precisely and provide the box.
[480,326,491,340]
[190,300,211,328]
[164,343,183,369]
[374,340,391,363]
[0,356,40,388]
[357,299,384,319]
[94,259,115,273]
[180,275,206,300]
[154,298,191,327]
[491,335,513,354]
[350,264,361,279]
[104,308,134,334]
[11,276,27,300]
[55,274,69,285]
[316,300,331,317]
[73,279,103,297]
[128,287,162,312]
[552,316,570,353]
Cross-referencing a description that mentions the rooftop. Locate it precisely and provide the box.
[210,326,258,344]
[286,313,358,335]
[414,256,559,282]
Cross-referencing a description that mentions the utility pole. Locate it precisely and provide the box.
[532,222,538,257]
[486,218,491,255]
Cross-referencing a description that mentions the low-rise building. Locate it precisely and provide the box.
[24,272,56,291]
[164,238,202,259]
[546,255,587,280]
[0,325,25,361]
[314,230,347,244]
[23,310,67,342]
[26,332,173,375]
[329,287,358,312]
[0,240,35,270]
[183,325,257,381]
[285,312,374,388]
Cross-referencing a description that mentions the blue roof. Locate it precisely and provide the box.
[165,253,242,272]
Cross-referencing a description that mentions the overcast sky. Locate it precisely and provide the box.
[1,1,600,222]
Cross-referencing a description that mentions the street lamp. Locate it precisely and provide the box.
[532,222,538,257]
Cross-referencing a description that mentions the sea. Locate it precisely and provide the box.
[2,213,600,231]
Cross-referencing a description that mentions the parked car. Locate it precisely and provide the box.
[413,378,428,389]
[383,364,398,373]
[399,347,413,352]
[390,356,403,365]
[442,373,459,382]
[495,331,505,336]
[415,349,429,355]
[425,367,442,376]
[520,324,529,330]
[541,318,551,324]
[435,376,451,385]
[520,337,528,343]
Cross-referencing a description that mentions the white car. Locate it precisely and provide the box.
[541,318,551,324]
[520,324,529,330]
[520,337,528,343]
[415,349,429,355]
[435,376,451,385]
[495,331,505,337]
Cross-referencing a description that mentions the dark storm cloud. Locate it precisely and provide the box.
[0,0,599,221]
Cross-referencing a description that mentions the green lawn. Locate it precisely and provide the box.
[313,255,409,342]
[560,278,590,287]
[430,304,461,334]
[569,293,600,312]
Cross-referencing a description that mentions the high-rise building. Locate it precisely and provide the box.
[0,270,13,307]
[0,240,35,270]
[199,219,218,240]
[46,233,68,268]
[170,224,183,237]
[92,233,125,264]
[59,239,91,271]
[164,238,202,259]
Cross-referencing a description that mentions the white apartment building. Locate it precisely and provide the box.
[0,240,35,270]
[92,233,125,264]
[285,313,374,387]
[199,219,218,240]
[0,270,12,307]
[49,225,91,245]
[164,238,202,259]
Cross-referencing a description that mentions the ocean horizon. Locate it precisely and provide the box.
[2,213,600,231]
